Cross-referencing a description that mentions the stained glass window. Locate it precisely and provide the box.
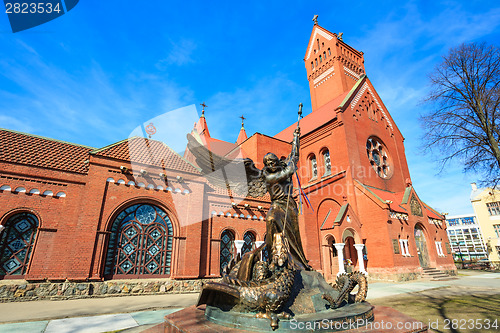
[310,155,317,180]
[220,229,235,274]
[366,137,392,179]
[241,231,256,256]
[0,213,38,276]
[322,149,331,177]
[104,204,173,278]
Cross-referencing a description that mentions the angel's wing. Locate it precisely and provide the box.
[186,133,267,198]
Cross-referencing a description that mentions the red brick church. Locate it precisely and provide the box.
[0,21,455,283]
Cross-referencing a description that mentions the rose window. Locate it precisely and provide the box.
[366,137,392,179]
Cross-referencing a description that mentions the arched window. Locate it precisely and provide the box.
[220,229,235,273]
[309,154,318,180]
[322,149,331,177]
[241,231,256,256]
[104,204,173,278]
[262,233,269,262]
[0,212,39,276]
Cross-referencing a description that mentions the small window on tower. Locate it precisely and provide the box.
[322,149,331,177]
[328,48,331,56]
[315,59,318,66]
[323,51,326,59]
[317,39,320,49]
[322,42,325,48]
[311,61,314,69]
[319,55,322,63]
[309,155,318,180]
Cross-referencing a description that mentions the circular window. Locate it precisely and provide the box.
[366,137,393,179]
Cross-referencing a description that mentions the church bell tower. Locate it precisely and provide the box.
[305,16,366,112]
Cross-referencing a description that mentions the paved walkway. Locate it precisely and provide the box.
[0,270,498,333]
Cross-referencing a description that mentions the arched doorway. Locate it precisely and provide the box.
[0,212,39,277]
[104,203,174,278]
[342,229,357,268]
[414,224,430,268]
[220,229,235,274]
[322,235,338,281]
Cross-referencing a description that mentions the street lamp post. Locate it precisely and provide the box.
[456,241,466,269]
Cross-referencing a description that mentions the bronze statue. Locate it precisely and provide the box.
[188,106,370,330]
[186,127,309,274]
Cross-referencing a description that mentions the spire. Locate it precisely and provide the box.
[236,115,248,145]
[193,102,210,137]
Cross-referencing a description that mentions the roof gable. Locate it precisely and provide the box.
[304,25,336,61]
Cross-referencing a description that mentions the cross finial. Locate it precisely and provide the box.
[312,15,318,25]
[200,102,207,117]
[240,115,246,128]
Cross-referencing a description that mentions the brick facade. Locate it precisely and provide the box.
[0,22,455,283]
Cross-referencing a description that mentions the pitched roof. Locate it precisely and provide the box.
[0,128,93,174]
[91,137,200,174]
[236,127,248,145]
[274,91,349,141]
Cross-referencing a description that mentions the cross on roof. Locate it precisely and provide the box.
[200,102,207,116]
[312,15,318,25]
[240,115,246,127]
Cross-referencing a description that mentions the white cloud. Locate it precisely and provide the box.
[156,39,197,69]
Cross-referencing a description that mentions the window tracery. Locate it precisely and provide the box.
[220,229,235,273]
[366,137,393,179]
[104,204,173,277]
[0,212,38,276]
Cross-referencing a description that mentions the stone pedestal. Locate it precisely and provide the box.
[150,305,428,332]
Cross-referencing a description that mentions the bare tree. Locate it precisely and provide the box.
[421,42,500,186]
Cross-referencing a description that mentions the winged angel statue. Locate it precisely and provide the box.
[187,127,310,273]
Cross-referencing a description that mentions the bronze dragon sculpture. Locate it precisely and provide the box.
[198,233,295,330]
[322,271,368,308]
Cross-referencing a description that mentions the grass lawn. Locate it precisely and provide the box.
[370,287,500,333]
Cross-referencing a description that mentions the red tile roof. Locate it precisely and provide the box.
[424,204,443,220]
[365,186,408,213]
[274,91,349,141]
[0,128,93,174]
[91,137,200,174]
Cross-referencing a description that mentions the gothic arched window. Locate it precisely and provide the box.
[322,149,331,177]
[104,204,173,278]
[0,212,39,276]
[241,231,256,256]
[220,229,235,273]
[309,154,318,180]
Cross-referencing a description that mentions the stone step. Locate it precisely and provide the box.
[421,268,457,281]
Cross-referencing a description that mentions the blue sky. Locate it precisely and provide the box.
[1,1,499,215]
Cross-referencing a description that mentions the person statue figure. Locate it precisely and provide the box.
[187,118,309,274]
[261,128,310,270]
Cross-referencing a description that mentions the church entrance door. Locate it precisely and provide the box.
[344,236,357,269]
[414,224,430,268]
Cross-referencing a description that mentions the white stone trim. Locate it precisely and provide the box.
[354,244,366,274]
[334,243,346,275]
[313,66,335,87]
[306,27,334,60]
[343,66,360,80]
[350,83,393,130]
